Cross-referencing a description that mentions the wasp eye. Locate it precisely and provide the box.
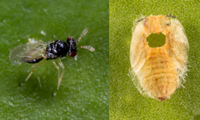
[67,37,75,42]
[69,52,77,57]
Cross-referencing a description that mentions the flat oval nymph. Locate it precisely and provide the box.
[130,15,189,101]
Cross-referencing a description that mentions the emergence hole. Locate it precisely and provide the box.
[146,33,166,48]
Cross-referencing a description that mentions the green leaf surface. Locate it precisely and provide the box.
[0,0,108,119]
[110,0,200,120]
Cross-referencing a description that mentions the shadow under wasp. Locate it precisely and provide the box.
[9,28,95,90]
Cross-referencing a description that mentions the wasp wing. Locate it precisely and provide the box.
[9,41,47,65]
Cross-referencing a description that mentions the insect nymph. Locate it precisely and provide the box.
[130,15,189,101]
[9,28,95,90]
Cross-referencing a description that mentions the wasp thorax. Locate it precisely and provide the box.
[46,40,68,60]
[144,15,170,34]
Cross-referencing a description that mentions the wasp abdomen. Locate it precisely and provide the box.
[22,57,44,64]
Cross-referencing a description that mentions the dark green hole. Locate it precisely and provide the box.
[146,32,166,48]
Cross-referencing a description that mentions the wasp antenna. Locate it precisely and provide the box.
[77,28,88,44]
[80,46,95,52]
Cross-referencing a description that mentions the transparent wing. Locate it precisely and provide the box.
[9,41,46,65]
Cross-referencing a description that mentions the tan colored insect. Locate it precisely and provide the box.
[130,15,189,101]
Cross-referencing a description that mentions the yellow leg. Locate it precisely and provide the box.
[52,61,60,83]
[58,58,65,85]
[52,61,61,90]
[52,58,65,90]
[25,65,35,81]
[25,60,47,81]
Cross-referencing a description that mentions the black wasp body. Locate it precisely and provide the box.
[46,37,77,59]
[9,28,95,90]
[23,37,77,63]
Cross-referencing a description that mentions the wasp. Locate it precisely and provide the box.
[9,28,95,90]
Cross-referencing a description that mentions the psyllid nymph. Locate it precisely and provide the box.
[130,15,189,101]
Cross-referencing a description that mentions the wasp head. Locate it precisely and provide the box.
[66,37,77,57]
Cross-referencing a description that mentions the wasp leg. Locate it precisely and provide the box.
[25,60,47,81]
[52,61,61,90]
[25,65,35,81]
[58,58,65,90]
